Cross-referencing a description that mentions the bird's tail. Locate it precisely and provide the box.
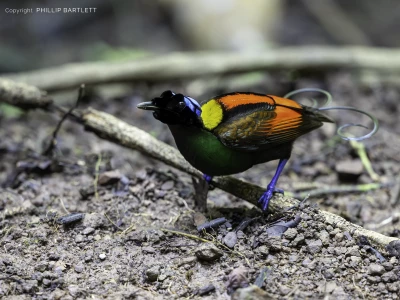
[284,88,379,141]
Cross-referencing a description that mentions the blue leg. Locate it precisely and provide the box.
[258,158,288,212]
[203,174,213,184]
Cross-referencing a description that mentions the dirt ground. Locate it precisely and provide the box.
[1,72,400,299]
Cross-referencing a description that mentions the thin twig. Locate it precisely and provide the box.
[160,228,211,243]
[104,213,123,230]
[93,152,102,200]
[352,274,366,300]
[58,198,70,214]
[350,140,380,181]
[43,84,85,156]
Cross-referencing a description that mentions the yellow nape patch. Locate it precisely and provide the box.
[201,99,223,130]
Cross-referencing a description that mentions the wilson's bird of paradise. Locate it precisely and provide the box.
[137,89,378,212]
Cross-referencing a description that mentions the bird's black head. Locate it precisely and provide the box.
[137,91,202,126]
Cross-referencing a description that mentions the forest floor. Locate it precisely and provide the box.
[1,72,400,299]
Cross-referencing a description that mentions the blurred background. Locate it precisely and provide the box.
[1,0,400,72]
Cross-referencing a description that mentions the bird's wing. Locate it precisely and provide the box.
[202,93,329,151]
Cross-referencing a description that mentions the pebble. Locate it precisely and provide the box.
[335,159,363,182]
[68,285,82,298]
[386,282,400,292]
[48,252,60,261]
[283,228,298,240]
[350,256,362,264]
[161,180,174,190]
[195,243,223,261]
[74,264,84,273]
[82,227,95,235]
[381,271,397,283]
[302,257,316,269]
[83,213,105,229]
[223,232,238,248]
[198,284,215,296]
[306,239,322,254]
[146,265,160,282]
[368,263,385,275]
[142,246,156,254]
[99,253,106,260]
[317,230,330,245]
[75,235,84,243]
[346,246,361,257]
[334,232,344,242]
[98,170,121,185]
[292,234,305,246]
[382,262,393,271]
[231,285,269,300]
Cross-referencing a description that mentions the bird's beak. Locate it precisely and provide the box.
[137,101,159,111]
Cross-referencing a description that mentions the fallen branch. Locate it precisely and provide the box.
[3,46,400,91]
[0,77,398,248]
[0,78,51,109]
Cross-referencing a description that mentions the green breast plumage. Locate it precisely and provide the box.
[168,125,292,176]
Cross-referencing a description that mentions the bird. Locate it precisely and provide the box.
[137,89,378,212]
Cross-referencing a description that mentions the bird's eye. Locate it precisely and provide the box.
[177,101,186,111]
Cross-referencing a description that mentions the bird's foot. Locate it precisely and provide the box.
[258,185,284,212]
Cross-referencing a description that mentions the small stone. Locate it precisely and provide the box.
[195,243,223,262]
[174,256,197,267]
[302,257,316,269]
[83,213,105,229]
[82,227,95,235]
[98,170,121,185]
[22,280,38,293]
[350,256,362,264]
[79,185,95,199]
[53,261,66,273]
[368,263,385,275]
[158,274,168,282]
[197,284,215,296]
[231,285,269,300]
[387,282,399,292]
[382,262,393,271]
[193,212,208,227]
[142,246,155,254]
[346,246,361,257]
[317,230,330,245]
[161,180,174,190]
[292,234,305,246]
[52,288,66,299]
[257,245,269,256]
[367,276,379,283]
[75,264,84,273]
[75,234,84,243]
[381,271,397,283]
[48,252,60,261]
[146,265,160,282]
[335,159,363,182]
[334,232,344,242]
[223,232,238,248]
[99,253,106,260]
[306,239,322,254]
[68,285,82,298]
[43,278,51,286]
[283,228,298,240]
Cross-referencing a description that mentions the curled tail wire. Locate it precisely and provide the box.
[284,88,379,141]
